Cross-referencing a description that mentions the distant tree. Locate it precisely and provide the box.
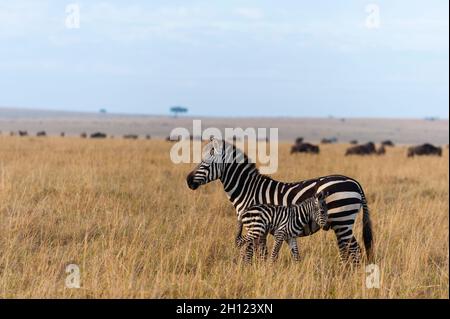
[99,108,107,114]
[170,106,188,118]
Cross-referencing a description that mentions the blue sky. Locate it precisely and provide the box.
[0,0,448,118]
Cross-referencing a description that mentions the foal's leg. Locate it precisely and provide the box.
[257,235,269,261]
[286,237,300,261]
[240,240,254,264]
[270,231,286,262]
[235,221,244,247]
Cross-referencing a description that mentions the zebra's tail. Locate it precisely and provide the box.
[360,190,374,263]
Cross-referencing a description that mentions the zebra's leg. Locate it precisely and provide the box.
[239,232,260,264]
[240,240,254,264]
[270,231,285,262]
[347,236,362,264]
[235,221,244,247]
[333,225,361,265]
[257,235,269,261]
[286,237,300,262]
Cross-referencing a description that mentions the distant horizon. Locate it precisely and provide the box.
[0,105,448,121]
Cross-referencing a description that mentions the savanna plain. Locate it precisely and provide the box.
[0,137,448,298]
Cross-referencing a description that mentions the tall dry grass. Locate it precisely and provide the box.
[0,137,448,298]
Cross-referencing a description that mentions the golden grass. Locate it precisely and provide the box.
[0,137,448,298]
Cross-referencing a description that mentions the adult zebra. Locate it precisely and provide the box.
[186,139,374,264]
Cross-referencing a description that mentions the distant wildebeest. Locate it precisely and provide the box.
[10,132,15,136]
[19,130,28,137]
[166,135,181,142]
[381,140,395,147]
[36,131,47,137]
[146,135,151,140]
[80,132,87,138]
[291,142,320,154]
[349,140,358,145]
[321,137,338,144]
[345,142,376,156]
[90,132,107,139]
[60,132,65,137]
[124,134,138,140]
[407,143,442,157]
[376,145,386,155]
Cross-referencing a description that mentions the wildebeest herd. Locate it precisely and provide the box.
[3,130,151,140]
[0,130,446,157]
[290,136,443,157]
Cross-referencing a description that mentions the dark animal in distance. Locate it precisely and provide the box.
[124,134,138,140]
[321,137,338,144]
[80,132,87,138]
[90,132,107,139]
[349,140,358,145]
[407,143,442,157]
[19,131,28,137]
[36,131,46,137]
[291,142,320,154]
[381,140,395,147]
[376,145,386,155]
[166,135,181,142]
[345,142,377,156]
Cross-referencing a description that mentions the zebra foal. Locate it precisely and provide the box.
[236,192,328,263]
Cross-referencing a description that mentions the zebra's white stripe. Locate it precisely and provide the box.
[282,186,295,206]
[258,179,266,204]
[317,179,350,194]
[326,191,361,203]
[327,203,362,215]
[274,183,279,205]
[265,180,273,203]
[291,182,317,203]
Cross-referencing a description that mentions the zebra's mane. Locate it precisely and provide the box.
[223,141,260,173]
[223,141,302,185]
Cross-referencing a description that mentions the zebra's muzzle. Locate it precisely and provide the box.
[186,172,200,190]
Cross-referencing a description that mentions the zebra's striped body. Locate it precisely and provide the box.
[187,140,374,264]
[237,193,328,263]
